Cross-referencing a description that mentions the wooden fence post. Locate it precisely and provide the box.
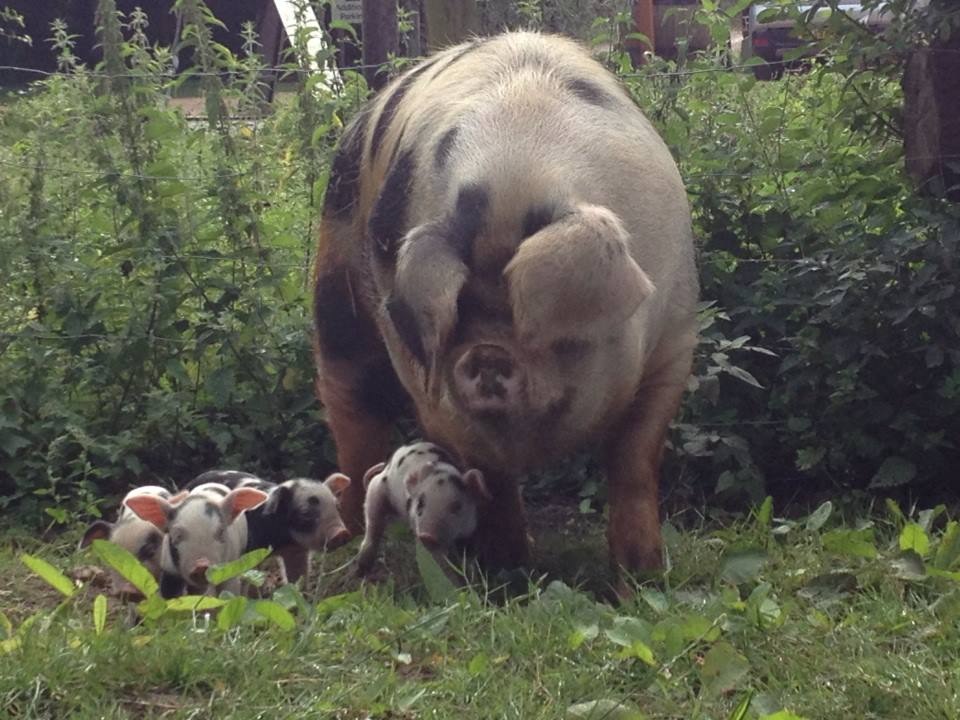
[362,0,398,91]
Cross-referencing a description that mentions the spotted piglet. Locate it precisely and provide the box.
[354,441,491,579]
[79,485,182,600]
[184,469,352,585]
[125,481,269,598]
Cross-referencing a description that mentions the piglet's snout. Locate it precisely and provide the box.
[453,344,521,413]
[325,526,351,550]
[189,559,211,587]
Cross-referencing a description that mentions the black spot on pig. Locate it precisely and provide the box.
[446,184,489,264]
[522,205,556,238]
[354,357,410,422]
[324,107,370,218]
[386,295,427,365]
[434,126,459,169]
[565,77,615,108]
[369,148,416,263]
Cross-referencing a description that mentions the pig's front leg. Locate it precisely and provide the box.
[472,470,531,571]
[353,476,394,576]
[604,350,693,599]
[315,366,398,535]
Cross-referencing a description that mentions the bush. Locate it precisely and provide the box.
[0,0,957,528]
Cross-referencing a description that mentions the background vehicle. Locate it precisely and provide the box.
[743,1,893,79]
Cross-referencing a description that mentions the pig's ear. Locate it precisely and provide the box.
[362,462,387,490]
[463,469,492,503]
[505,203,655,347]
[389,222,469,371]
[223,487,269,522]
[168,490,189,505]
[78,520,113,550]
[124,496,174,531]
[324,472,351,496]
[263,485,291,516]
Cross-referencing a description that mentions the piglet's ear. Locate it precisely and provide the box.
[263,485,291,516]
[78,520,113,550]
[463,469,492,503]
[223,487,269,522]
[362,462,387,490]
[124,496,174,531]
[324,472,351,496]
[168,490,189,505]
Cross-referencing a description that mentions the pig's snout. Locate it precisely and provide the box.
[453,344,521,413]
[325,527,351,550]
[189,559,211,587]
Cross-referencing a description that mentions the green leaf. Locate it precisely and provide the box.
[796,447,825,472]
[616,640,656,666]
[20,555,75,598]
[805,501,833,532]
[890,551,926,581]
[933,521,960,571]
[315,591,361,620]
[569,623,599,650]
[252,600,296,630]
[468,652,489,675]
[760,712,808,720]
[137,594,168,620]
[899,523,931,557]
[217,596,248,631]
[885,499,906,528]
[822,528,878,559]
[93,594,107,635]
[206,547,272,586]
[700,641,750,696]
[91,540,159,599]
[719,549,768,585]
[415,541,458,605]
[870,456,917,489]
[640,588,669,615]
[729,690,755,720]
[754,496,774,531]
[165,596,226,612]
[604,616,652,648]
[0,611,12,639]
[566,699,647,719]
[205,366,235,408]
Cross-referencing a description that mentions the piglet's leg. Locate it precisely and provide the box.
[472,470,531,571]
[276,545,310,585]
[604,349,693,599]
[353,477,393,576]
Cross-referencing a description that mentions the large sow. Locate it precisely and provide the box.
[311,31,699,594]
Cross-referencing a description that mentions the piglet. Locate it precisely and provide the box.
[184,469,352,585]
[79,485,184,601]
[125,481,268,598]
[354,441,491,578]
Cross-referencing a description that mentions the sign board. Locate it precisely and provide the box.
[332,1,363,25]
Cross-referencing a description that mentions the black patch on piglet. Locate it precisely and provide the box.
[160,572,185,599]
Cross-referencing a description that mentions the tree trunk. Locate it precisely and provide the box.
[362,0,398,91]
[903,23,960,201]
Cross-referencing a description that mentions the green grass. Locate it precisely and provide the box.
[2,500,959,719]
